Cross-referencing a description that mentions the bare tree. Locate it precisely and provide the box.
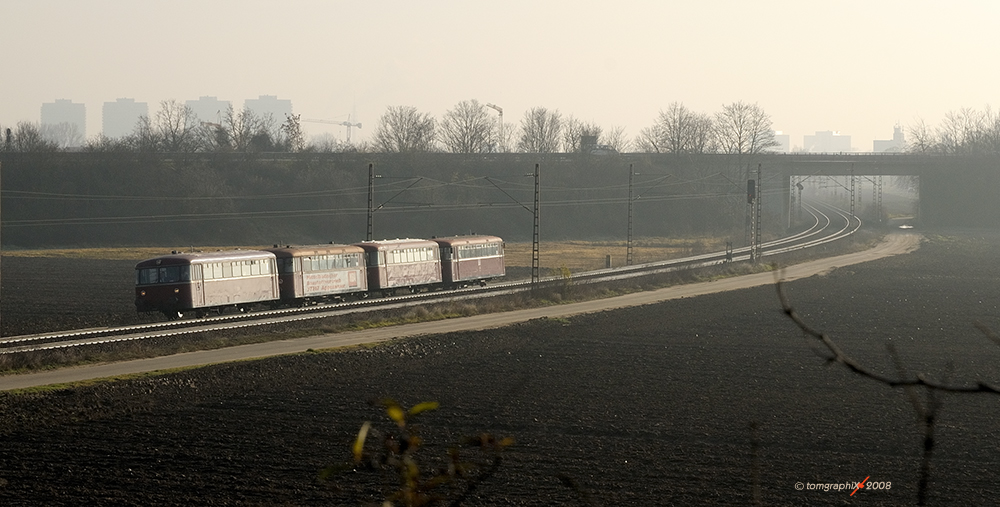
[3,122,59,152]
[635,103,714,154]
[218,105,275,152]
[980,107,1000,154]
[634,125,662,153]
[132,115,159,152]
[688,113,717,154]
[937,107,986,155]
[82,134,134,153]
[603,126,631,153]
[714,101,778,157]
[373,106,437,153]
[907,118,938,154]
[439,99,494,153]
[497,121,517,153]
[908,107,1000,155]
[152,100,199,152]
[517,107,561,153]
[39,122,84,149]
[561,116,602,153]
[280,113,305,152]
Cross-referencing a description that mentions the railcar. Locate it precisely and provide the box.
[265,244,367,303]
[354,238,443,295]
[135,250,279,319]
[433,235,505,287]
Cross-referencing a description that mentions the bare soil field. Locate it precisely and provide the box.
[2,229,1000,505]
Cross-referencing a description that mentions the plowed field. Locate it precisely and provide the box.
[2,230,1000,505]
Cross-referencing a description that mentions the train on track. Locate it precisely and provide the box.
[134,235,505,319]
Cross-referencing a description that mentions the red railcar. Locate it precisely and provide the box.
[354,238,443,295]
[433,235,505,287]
[265,244,367,302]
[135,250,279,319]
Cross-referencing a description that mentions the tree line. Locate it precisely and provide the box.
[10,99,1000,157]
[1,100,783,156]
[908,106,1000,155]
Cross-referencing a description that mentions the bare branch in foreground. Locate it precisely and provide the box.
[774,270,1000,395]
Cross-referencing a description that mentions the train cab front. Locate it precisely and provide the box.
[134,260,195,319]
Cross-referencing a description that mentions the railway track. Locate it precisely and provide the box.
[0,201,860,355]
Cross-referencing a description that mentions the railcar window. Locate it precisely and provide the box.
[159,267,175,283]
[138,268,157,284]
[455,243,500,259]
[137,265,190,284]
[251,261,260,276]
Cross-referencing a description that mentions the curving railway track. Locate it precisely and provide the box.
[0,200,860,355]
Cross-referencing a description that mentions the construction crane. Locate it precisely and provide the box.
[485,103,503,152]
[302,116,362,143]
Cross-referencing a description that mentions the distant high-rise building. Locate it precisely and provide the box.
[40,99,86,147]
[873,124,906,153]
[803,131,852,153]
[244,95,293,122]
[102,98,148,138]
[186,96,231,125]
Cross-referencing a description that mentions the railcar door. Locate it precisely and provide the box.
[191,264,206,307]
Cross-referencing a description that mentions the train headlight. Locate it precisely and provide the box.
[174,288,180,293]
[140,290,146,296]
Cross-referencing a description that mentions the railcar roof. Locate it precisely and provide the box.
[431,235,503,247]
[135,250,276,268]
[353,238,439,250]
[265,244,364,257]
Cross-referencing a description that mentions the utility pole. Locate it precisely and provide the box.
[532,163,540,286]
[367,163,375,241]
[747,171,756,262]
[877,175,884,224]
[850,164,856,220]
[627,163,634,266]
[752,164,763,263]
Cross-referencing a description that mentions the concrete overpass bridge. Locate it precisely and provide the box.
[743,153,1000,228]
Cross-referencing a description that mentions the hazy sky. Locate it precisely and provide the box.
[5,0,999,151]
